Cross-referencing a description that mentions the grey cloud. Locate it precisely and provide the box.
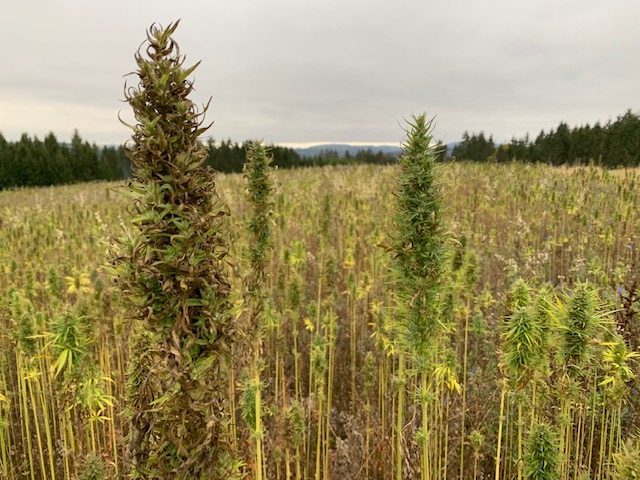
[1,0,638,145]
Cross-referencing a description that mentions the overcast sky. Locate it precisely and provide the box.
[1,0,638,147]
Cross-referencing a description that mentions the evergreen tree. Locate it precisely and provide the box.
[0,132,9,189]
[452,131,495,162]
[606,109,640,167]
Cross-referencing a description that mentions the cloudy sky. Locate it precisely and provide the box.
[1,0,638,147]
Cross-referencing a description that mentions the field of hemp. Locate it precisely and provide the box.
[0,159,639,479]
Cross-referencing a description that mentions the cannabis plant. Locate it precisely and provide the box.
[613,438,640,480]
[78,452,107,480]
[389,114,449,480]
[391,114,447,360]
[525,423,560,480]
[241,140,275,479]
[110,21,239,478]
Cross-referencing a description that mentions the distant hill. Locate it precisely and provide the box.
[294,143,403,158]
[293,142,461,159]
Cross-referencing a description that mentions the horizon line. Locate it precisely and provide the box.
[276,141,401,149]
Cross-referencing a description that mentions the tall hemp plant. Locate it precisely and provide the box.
[109,21,241,478]
[500,279,547,480]
[389,114,449,480]
[241,140,275,480]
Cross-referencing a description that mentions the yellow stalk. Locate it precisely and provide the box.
[365,397,371,479]
[36,372,56,480]
[586,381,597,472]
[421,373,429,480]
[60,410,71,479]
[315,393,323,480]
[285,448,291,480]
[350,288,357,415]
[460,306,470,479]
[396,353,405,480]
[473,453,479,480]
[229,354,237,450]
[18,354,36,480]
[596,402,607,480]
[503,393,511,480]
[323,312,336,480]
[293,315,301,403]
[90,417,97,452]
[517,401,523,480]
[573,405,584,480]
[530,379,537,430]
[444,390,451,480]
[254,355,264,480]
[495,379,506,480]
[307,264,323,473]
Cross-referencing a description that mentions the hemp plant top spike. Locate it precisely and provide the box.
[124,20,212,182]
[111,21,240,479]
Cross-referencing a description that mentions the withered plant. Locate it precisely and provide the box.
[109,21,240,478]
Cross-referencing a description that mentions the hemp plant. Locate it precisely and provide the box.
[241,140,276,479]
[524,423,560,480]
[500,279,545,480]
[388,114,449,480]
[109,21,240,478]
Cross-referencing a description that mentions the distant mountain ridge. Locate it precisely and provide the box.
[293,143,403,158]
[293,142,460,158]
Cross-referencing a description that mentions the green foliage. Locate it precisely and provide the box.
[451,131,495,162]
[458,108,640,167]
[557,283,602,377]
[243,140,275,311]
[469,429,485,453]
[240,376,258,432]
[507,278,532,313]
[613,438,640,480]
[501,306,544,385]
[49,307,90,377]
[500,279,550,387]
[78,452,107,480]
[206,138,398,173]
[282,400,305,449]
[0,130,128,189]
[524,423,560,480]
[6,288,37,356]
[391,114,448,358]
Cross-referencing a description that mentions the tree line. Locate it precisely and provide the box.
[0,132,400,190]
[2,108,638,190]
[204,138,399,173]
[0,130,129,190]
[450,109,640,167]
